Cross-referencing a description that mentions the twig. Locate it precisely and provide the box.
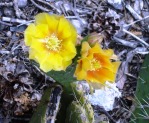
[72,0,85,27]
[113,36,138,48]
[37,0,60,13]
[30,0,50,12]
[124,15,149,27]
[134,47,149,55]
[2,17,28,24]
[0,20,12,26]
[13,0,26,18]
[0,2,13,6]
[93,105,117,123]
[65,15,86,19]
[0,50,10,54]
[17,20,34,27]
[125,4,142,20]
[122,28,149,47]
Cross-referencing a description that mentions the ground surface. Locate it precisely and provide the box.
[0,0,149,123]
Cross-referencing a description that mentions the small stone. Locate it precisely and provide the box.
[6,31,12,37]
[86,0,92,6]
[17,0,27,8]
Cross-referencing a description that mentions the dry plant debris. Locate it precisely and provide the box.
[0,0,149,123]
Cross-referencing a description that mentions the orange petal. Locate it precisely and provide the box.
[94,53,113,70]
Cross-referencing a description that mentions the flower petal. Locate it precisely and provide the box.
[94,53,113,70]
[57,17,73,40]
[25,24,45,46]
[81,42,91,58]
[29,39,45,52]
[35,13,59,33]
[103,49,114,57]
[75,61,87,80]
[87,68,116,84]
[60,41,76,61]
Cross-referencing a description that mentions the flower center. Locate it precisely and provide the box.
[45,35,61,52]
[90,58,101,71]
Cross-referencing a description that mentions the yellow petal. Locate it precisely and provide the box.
[29,48,48,64]
[57,17,73,40]
[24,23,50,50]
[29,48,38,61]
[75,62,87,80]
[25,23,48,45]
[81,42,91,58]
[24,23,36,46]
[29,39,45,52]
[35,13,59,33]
[112,61,121,74]
[36,24,49,37]
[62,60,72,70]
[69,24,77,44]
[81,58,91,71]
[42,53,63,71]
[103,49,114,57]
[60,41,76,61]
[90,43,103,53]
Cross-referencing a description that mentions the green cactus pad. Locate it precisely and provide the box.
[65,82,94,123]
[66,101,94,123]
[131,54,149,123]
[29,87,53,123]
[46,64,77,94]
[29,86,62,123]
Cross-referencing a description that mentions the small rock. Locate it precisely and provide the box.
[6,31,12,37]
[17,0,27,8]
[86,81,121,111]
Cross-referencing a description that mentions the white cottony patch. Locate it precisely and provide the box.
[86,81,121,111]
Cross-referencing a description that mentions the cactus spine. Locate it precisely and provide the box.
[66,82,94,123]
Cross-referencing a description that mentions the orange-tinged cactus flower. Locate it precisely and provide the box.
[75,42,120,84]
[24,13,77,72]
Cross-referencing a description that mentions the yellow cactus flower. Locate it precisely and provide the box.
[75,42,120,84]
[24,13,77,72]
